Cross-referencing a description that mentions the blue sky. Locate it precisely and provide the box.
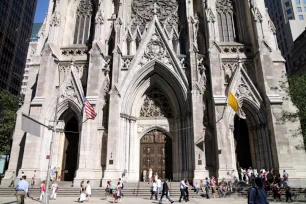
[34,0,49,23]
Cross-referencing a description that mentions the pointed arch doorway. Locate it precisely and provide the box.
[61,116,80,181]
[140,129,172,181]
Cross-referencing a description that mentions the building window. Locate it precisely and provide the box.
[296,0,301,4]
[298,7,302,12]
[73,0,93,44]
[304,0,306,4]
[287,9,292,14]
[304,7,306,11]
[299,15,304,20]
[216,0,238,42]
[285,2,290,7]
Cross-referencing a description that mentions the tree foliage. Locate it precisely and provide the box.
[0,90,19,154]
[283,73,306,150]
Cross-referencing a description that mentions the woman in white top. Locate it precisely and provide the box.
[148,168,153,183]
[50,181,58,200]
[85,180,92,202]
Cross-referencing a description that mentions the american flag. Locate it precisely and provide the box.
[83,97,97,120]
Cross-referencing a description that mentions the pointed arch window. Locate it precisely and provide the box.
[73,0,93,44]
[216,0,238,42]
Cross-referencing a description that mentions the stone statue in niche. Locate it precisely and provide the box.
[193,13,200,46]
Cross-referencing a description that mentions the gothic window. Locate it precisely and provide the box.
[73,0,93,44]
[216,0,238,42]
[140,87,172,118]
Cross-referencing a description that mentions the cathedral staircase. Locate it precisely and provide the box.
[0,181,305,202]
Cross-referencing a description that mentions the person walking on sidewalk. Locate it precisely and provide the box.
[150,180,158,200]
[248,177,269,204]
[85,180,91,202]
[31,170,36,188]
[205,177,210,199]
[15,176,29,204]
[159,180,174,204]
[9,171,16,187]
[179,178,188,202]
[39,180,46,201]
[50,181,58,200]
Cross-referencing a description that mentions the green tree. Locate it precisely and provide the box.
[283,74,306,150]
[0,90,19,154]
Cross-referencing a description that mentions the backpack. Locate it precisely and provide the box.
[247,187,258,204]
[121,183,124,189]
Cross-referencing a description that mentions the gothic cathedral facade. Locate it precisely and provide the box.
[3,0,306,187]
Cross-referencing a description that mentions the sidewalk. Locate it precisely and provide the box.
[0,197,302,204]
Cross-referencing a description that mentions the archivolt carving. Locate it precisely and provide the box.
[131,0,179,28]
[50,12,61,26]
[140,87,172,118]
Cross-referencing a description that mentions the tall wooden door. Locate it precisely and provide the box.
[140,130,172,181]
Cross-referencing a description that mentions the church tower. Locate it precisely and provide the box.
[3,0,306,187]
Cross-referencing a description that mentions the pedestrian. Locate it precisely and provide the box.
[9,171,16,187]
[78,181,85,202]
[57,167,61,181]
[179,178,187,202]
[15,175,29,204]
[110,180,115,198]
[157,178,162,195]
[285,186,292,202]
[51,167,57,181]
[113,182,122,203]
[105,181,110,199]
[39,180,46,201]
[159,180,174,204]
[205,177,210,199]
[283,170,289,181]
[253,169,258,178]
[148,168,153,183]
[31,170,36,188]
[150,180,158,200]
[85,180,91,202]
[79,186,86,203]
[272,182,281,201]
[185,179,190,201]
[211,176,217,198]
[194,182,200,194]
[143,169,147,182]
[248,177,269,204]
[50,181,58,200]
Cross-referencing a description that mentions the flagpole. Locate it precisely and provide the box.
[43,90,59,204]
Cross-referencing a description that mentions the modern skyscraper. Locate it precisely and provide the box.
[0,0,37,95]
[21,23,43,94]
[265,0,306,72]
[2,0,306,188]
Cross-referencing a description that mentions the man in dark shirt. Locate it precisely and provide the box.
[159,180,174,204]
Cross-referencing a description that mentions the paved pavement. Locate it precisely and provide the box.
[0,197,302,204]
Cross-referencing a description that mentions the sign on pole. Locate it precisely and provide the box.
[21,113,49,137]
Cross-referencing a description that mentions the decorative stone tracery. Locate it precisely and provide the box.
[140,87,172,118]
[131,0,179,29]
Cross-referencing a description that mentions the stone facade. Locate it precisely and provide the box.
[2,0,306,187]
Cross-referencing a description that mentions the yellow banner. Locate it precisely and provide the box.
[228,91,239,112]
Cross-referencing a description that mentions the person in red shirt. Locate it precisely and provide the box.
[39,180,46,201]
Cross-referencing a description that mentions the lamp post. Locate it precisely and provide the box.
[42,91,59,204]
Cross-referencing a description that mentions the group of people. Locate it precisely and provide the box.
[78,180,91,203]
[150,179,174,204]
[39,180,58,201]
[240,167,292,202]
[104,178,123,203]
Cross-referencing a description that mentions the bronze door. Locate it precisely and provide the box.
[140,130,172,181]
